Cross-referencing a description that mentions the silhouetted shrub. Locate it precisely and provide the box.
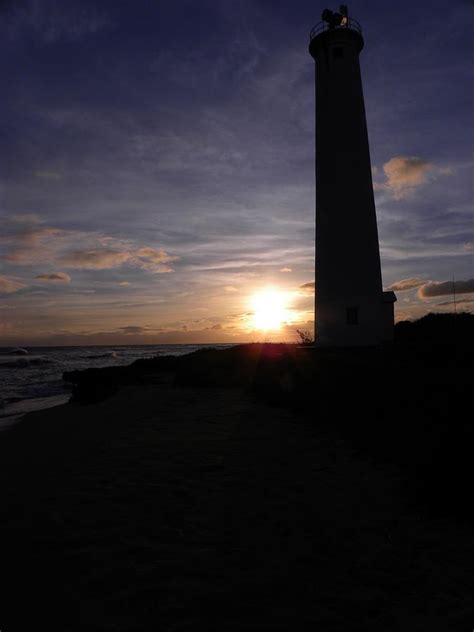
[395,311,474,345]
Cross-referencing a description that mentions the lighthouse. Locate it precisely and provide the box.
[309,7,396,346]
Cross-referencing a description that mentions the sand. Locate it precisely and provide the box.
[0,379,473,630]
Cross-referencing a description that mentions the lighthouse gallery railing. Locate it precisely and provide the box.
[309,18,362,42]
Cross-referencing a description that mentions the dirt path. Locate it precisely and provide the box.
[0,384,472,630]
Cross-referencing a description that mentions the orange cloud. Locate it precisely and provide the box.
[35,272,71,283]
[375,156,450,199]
[299,281,315,295]
[1,225,64,264]
[135,247,176,264]
[387,278,425,292]
[134,247,178,273]
[1,218,177,273]
[60,249,131,269]
[62,247,177,271]
[418,278,474,299]
[0,276,26,293]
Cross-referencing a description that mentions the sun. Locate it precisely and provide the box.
[251,288,292,331]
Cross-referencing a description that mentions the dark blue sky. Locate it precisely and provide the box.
[0,0,473,343]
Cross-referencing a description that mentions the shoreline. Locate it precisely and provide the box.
[0,343,235,417]
[0,393,71,429]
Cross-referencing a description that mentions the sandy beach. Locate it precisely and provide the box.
[0,365,473,630]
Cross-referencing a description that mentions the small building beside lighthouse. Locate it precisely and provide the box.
[309,6,396,346]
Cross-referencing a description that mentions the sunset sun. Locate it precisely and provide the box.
[251,289,292,331]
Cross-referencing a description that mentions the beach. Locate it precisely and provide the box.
[0,346,473,630]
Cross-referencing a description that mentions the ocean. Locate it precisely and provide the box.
[0,344,233,426]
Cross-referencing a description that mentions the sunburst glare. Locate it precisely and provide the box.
[251,288,293,331]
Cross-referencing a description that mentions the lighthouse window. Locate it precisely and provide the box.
[346,307,359,325]
[333,47,344,60]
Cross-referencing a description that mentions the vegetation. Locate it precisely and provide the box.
[296,328,314,345]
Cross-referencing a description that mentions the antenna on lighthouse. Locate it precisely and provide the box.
[321,7,346,29]
[340,5,348,25]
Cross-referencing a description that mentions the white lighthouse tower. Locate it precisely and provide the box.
[309,7,396,346]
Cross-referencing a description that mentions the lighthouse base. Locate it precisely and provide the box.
[315,291,397,347]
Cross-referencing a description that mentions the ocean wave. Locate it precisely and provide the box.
[0,356,54,369]
[0,394,70,424]
[77,351,119,360]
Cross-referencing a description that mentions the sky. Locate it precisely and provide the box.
[0,0,473,345]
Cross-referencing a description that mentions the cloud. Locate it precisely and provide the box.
[299,281,315,295]
[387,278,426,292]
[5,221,62,246]
[35,272,71,283]
[224,285,238,292]
[118,326,150,334]
[61,249,131,269]
[280,267,292,273]
[1,218,177,273]
[138,263,174,273]
[135,247,176,264]
[62,245,177,273]
[418,278,474,298]
[0,276,26,293]
[436,298,474,306]
[119,281,131,286]
[0,223,64,264]
[134,248,178,273]
[375,157,450,199]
